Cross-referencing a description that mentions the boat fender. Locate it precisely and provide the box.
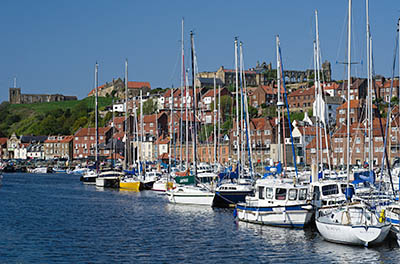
[379,209,385,223]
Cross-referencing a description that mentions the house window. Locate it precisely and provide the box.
[257,130,261,136]
[264,130,271,135]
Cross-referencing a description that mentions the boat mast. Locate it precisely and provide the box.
[112,98,114,168]
[313,41,319,175]
[346,0,352,187]
[366,0,373,172]
[235,37,240,176]
[190,31,198,179]
[95,62,99,173]
[276,35,282,173]
[140,90,144,177]
[213,73,217,164]
[218,83,221,164]
[169,86,173,174]
[240,41,245,172]
[124,59,128,170]
[315,10,323,176]
[185,69,189,168]
[180,17,185,169]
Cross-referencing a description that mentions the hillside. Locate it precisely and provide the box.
[0,97,113,137]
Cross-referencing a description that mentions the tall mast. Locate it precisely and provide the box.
[218,84,221,164]
[315,10,323,174]
[185,69,189,168]
[234,37,240,173]
[140,90,144,177]
[169,86,173,173]
[366,0,372,172]
[346,0,352,185]
[213,73,217,164]
[95,62,99,172]
[240,41,245,171]
[180,17,185,169]
[190,31,198,178]
[313,41,319,174]
[14,76,17,88]
[124,59,128,170]
[276,35,282,170]
[112,98,115,168]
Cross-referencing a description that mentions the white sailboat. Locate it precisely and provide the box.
[213,38,253,208]
[315,1,391,247]
[166,30,215,206]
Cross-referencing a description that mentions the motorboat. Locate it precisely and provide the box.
[166,185,215,206]
[236,178,313,228]
[95,170,122,188]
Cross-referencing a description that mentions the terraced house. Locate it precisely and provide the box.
[44,136,73,160]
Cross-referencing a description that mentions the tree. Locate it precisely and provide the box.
[248,105,258,118]
[143,99,158,115]
[210,95,232,123]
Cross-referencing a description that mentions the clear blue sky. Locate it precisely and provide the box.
[0,0,399,103]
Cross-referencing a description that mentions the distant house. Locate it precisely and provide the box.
[73,127,112,160]
[44,136,73,160]
[87,78,151,99]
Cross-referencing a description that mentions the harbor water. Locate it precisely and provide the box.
[1,173,400,263]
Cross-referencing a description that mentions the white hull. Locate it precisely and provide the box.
[166,186,214,206]
[31,167,48,173]
[236,205,313,228]
[316,220,391,246]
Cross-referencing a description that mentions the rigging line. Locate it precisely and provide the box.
[335,7,348,70]
[371,35,395,195]
[380,25,399,194]
[168,41,182,87]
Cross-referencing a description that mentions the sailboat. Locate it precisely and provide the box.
[213,38,253,208]
[315,1,390,247]
[166,30,215,206]
[81,62,100,185]
[119,59,143,191]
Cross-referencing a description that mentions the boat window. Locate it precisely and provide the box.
[288,189,297,200]
[322,184,338,196]
[275,188,287,200]
[266,188,273,199]
[299,189,307,200]
[258,186,264,200]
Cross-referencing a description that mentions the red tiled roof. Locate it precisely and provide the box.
[337,99,360,110]
[128,81,151,89]
[0,137,8,146]
[74,127,111,137]
[202,88,226,98]
[260,85,281,95]
[288,87,315,97]
[306,135,331,149]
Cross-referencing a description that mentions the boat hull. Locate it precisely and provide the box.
[152,181,174,192]
[236,204,313,228]
[166,190,215,206]
[120,181,143,191]
[96,177,119,188]
[316,220,391,246]
[213,190,253,208]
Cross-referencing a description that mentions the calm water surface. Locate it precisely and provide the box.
[1,173,399,263]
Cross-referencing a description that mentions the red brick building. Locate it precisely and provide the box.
[73,127,112,160]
